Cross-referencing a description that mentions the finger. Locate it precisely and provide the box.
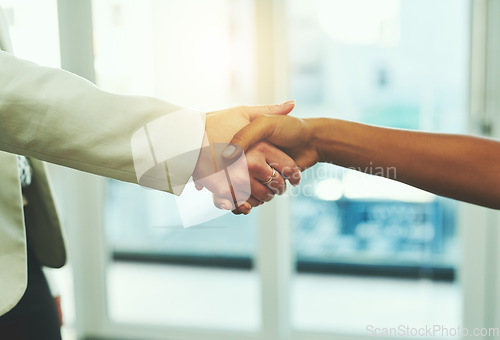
[213,195,234,210]
[241,197,263,208]
[228,201,252,215]
[293,153,318,172]
[232,177,275,203]
[248,162,281,198]
[232,197,262,215]
[287,168,302,187]
[194,181,204,191]
[238,201,252,215]
[251,160,276,184]
[257,166,286,195]
[224,116,278,158]
[266,171,286,195]
[264,145,301,188]
[248,178,275,202]
[243,100,295,121]
[239,148,283,197]
[213,195,255,213]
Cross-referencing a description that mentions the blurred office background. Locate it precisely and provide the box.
[1,0,500,339]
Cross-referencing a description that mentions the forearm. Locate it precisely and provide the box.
[308,118,500,209]
[0,51,205,194]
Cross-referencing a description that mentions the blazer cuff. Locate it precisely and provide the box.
[131,108,206,195]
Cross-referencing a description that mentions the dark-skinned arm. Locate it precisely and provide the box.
[225,115,500,210]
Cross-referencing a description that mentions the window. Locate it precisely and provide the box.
[92,0,261,330]
[57,0,500,339]
[287,0,468,334]
[0,0,60,67]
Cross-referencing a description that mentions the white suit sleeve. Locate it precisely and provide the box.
[0,50,205,195]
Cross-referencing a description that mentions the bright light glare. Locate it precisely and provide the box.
[343,171,435,202]
[0,0,61,67]
[315,178,343,201]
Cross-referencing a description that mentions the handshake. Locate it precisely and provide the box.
[191,100,321,215]
[135,99,500,216]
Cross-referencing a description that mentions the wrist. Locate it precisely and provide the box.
[304,118,332,163]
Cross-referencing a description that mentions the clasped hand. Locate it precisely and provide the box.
[192,102,302,214]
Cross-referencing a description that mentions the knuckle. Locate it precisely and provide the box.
[254,188,270,202]
[264,192,275,202]
[246,159,259,171]
[273,180,287,195]
[248,197,260,207]
[252,142,267,152]
[281,165,296,177]
[231,134,245,146]
[266,105,275,113]
[268,178,282,189]
[289,169,302,184]
[263,187,275,199]
[267,161,279,169]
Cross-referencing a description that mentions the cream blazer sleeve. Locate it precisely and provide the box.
[0,50,206,194]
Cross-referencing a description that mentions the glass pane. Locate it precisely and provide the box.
[0,0,61,67]
[287,0,468,335]
[92,0,260,330]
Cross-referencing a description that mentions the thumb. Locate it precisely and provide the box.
[247,100,295,121]
[223,116,276,159]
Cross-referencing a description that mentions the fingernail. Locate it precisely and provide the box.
[222,144,237,158]
[221,202,230,210]
[281,100,295,107]
[292,170,302,187]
